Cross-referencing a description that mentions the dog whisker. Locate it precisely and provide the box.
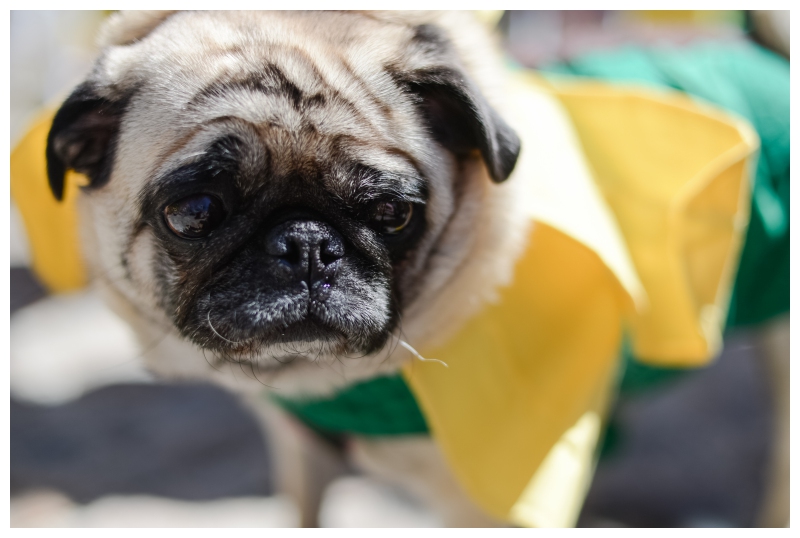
[398,338,448,368]
[206,311,247,345]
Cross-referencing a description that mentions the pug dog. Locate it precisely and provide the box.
[46,11,529,526]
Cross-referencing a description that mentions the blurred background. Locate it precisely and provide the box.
[9,10,790,527]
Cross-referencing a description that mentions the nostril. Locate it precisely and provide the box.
[282,239,302,266]
[265,235,303,267]
[319,238,344,266]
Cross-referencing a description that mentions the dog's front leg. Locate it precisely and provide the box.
[242,394,346,528]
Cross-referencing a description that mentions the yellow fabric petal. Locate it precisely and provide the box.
[509,411,603,528]
[550,80,756,365]
[505,76,646,308]
[403,223,628,520]
[10,111,88,292]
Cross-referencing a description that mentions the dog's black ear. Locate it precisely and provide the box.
[46,82,127,201]
[405,68,521,183]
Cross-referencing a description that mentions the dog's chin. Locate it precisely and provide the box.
[207,333,403,396]
[248,320,350,350]
[197,315,391,355]
[213,331,349,365]
[206,316,391,361]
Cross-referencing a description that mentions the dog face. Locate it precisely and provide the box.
[46,11,521,392]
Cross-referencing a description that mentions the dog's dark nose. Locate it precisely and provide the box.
[265,220,345,285]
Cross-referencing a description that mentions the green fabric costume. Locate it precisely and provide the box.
[272,42,790,436]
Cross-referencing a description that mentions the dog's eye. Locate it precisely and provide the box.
[369,201,413,234]
[164,194,226,239]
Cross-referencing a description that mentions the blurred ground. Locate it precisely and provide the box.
[579,330,772,527]
[10,268,773,527]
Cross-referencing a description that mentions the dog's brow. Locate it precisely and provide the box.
[176,150,208,165]
[337,166,426,205]
[377,173,426,202]
[190,62,322,111]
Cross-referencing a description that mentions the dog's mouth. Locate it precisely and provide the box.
[265,318,347,345]
[204,315,349,355]
[192,299,393,370]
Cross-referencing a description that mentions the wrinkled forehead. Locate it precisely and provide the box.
[108,9,415,123]
[111,11,427,188]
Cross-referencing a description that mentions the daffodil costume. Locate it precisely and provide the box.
[11,37,788,527]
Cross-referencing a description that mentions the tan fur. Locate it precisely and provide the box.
[72,11,530,526]
[96,10,177,47]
